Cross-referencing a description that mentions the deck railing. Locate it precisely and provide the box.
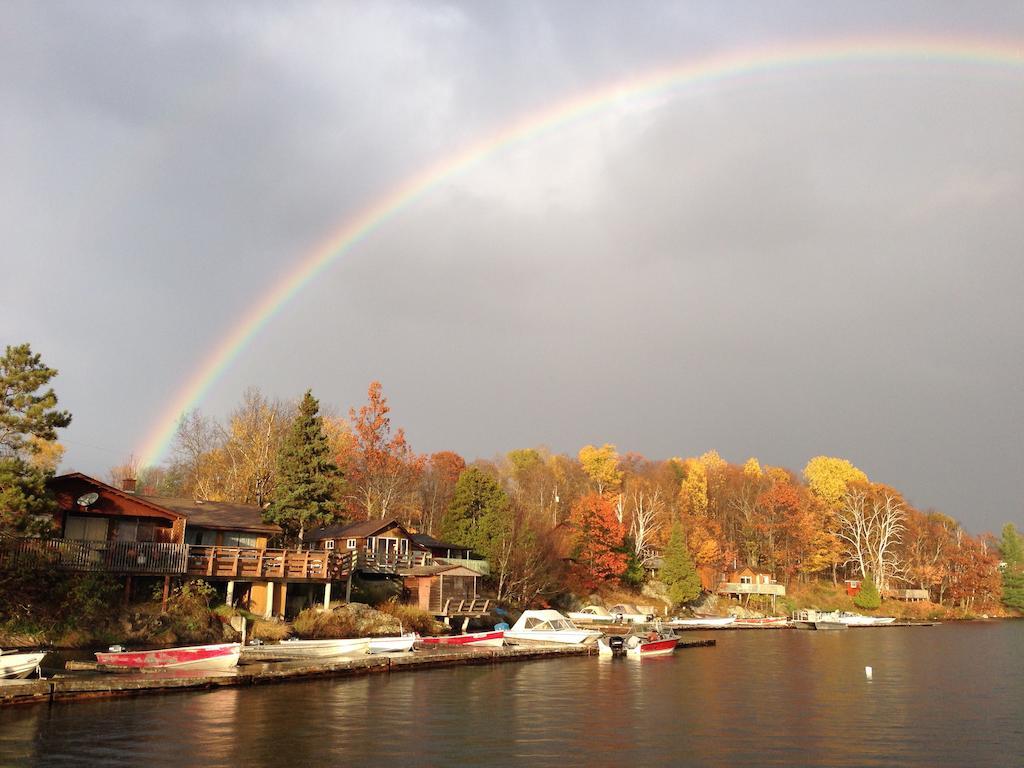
[0,537,188,574]
[435,556,490,575]
[185,546,352,581]
[356,550,432,573]
[434,597,490,616]
[717,581,786,596]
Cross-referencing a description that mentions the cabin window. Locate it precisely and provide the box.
[188,529,218,546]
[347,539,357,549]
[325,540,335,550]
[399,538,409,554]
[113,519,138,542]
[367,537,376,552]
[740,576,752,584]
[65,515,109,542]
[223,533,257,548]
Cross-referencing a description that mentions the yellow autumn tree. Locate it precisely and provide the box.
[743,457,762,481]
[577,443,623,496]
[802,456,868,507]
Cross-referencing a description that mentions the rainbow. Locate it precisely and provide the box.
[137,35,1024,466]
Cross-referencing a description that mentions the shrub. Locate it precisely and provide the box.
[854,577,882,610]
[292,607,357,639]
[377,599,444,636]
[250,618,292,642]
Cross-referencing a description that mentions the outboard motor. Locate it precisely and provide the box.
[607,635,626,657]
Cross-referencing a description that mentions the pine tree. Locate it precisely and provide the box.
[999,523,1024,612]
[854,576,882,610]
[0,344,72,533]
[440,467,510,558]
[661,522,702,608]
[265,391,342,542]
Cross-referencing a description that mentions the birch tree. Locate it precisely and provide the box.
[836,488,907,591]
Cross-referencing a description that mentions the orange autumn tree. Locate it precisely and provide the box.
[346,381,424,521]
[568,492,627,591]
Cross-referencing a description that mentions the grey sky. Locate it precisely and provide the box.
[2,1,1022,532]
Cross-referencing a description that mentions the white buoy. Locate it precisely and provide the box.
[865,666,873,679]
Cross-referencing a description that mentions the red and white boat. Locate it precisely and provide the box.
[419,630,505,648]
[95,643,241,671]
[598,634,678,658]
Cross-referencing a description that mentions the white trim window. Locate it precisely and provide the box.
[347,539,357,550]
[325,540,335,550]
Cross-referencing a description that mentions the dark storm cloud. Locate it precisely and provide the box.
[2,1,1022,531]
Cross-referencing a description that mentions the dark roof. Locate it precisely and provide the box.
[139,496,281,534]
[305,517,409,542]
[52,473,182,520]
[411,533,473,552]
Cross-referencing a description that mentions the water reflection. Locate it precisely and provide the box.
[2,623,1021,767]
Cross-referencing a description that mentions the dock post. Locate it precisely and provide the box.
[323,582,332,610]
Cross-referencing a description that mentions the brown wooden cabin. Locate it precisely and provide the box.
[0,473,339,617]
[717,567,786,608]
[304,517,425,568]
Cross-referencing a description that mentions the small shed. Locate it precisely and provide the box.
[403,563,485,616]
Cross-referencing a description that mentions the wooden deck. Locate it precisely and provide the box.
[0,537,187,575]
[2,537,440,582]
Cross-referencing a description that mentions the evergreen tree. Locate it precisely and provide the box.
[999,523,1024,612]
[265,391,342,542]
[661,523,702,607]
[854,575,882,610]
[0,344,71,533]
[440,467,510,558]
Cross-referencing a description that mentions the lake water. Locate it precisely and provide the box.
[1,621,1022,767]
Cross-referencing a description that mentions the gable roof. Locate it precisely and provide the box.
[305,517,411,542]
[50,473,182,522]
[139,496,281,534]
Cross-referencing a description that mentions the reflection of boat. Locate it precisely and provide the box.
[419,631,505,648]
[242,637,370,660]
[667,616,736,628]
[837,612,896,626]
[567,605,615,623]
[733,617,790,627]
[96,643,241,670]
[0,651,47,679]
[598,634,678,658]
[505,610,603,645]
[792,610,847,631]
[368,633,417,653]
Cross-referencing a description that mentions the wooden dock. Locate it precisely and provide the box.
[1,638,720,707]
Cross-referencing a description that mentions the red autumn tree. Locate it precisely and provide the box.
[418,450,466,534]
[568,492,627,591]
[346,381,424,520]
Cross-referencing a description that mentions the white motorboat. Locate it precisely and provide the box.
[566,605,615,623]
[837,612,896,626]
[504,610,603,645]
[0,651,47,679]
[666,616,736,628]
[368,633,417,653]
[242,637,371,660]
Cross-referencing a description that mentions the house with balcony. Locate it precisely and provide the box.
[717,567,786,610]
[0,473,355,618]
[304,518,489,620]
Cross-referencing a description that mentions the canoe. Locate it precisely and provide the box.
[733,617,789,627]
[0,651,47,679]
[419,631,505,648]
[368,633,417,653]
[95,643,241,670]
[242,637,370,660]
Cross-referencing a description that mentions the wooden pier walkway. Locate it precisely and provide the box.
[1,638,719,707]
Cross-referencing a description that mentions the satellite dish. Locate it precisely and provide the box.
[76,492,99,507]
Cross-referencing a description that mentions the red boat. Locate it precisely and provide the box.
[95,643,241,671]
[419,631,505,648]
[599,634,678,658]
